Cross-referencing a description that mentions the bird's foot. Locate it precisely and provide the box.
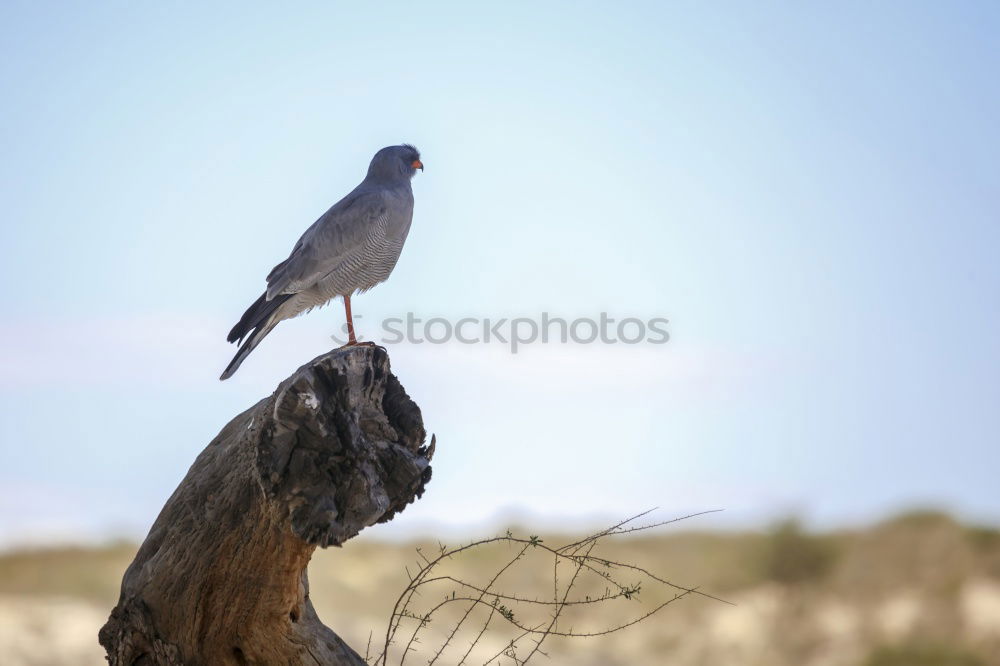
[338,340,386,351]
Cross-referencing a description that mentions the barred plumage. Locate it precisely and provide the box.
[221,145,422,380]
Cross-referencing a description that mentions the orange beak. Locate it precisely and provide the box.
[411,159,424,171]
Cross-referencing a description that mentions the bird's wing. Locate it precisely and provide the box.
[265,188,389,300]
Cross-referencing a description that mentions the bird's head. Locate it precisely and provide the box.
[367,144,423,182]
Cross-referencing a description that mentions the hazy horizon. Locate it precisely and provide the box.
[2,2,998,547]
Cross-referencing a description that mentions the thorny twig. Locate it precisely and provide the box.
[373,509,727,665]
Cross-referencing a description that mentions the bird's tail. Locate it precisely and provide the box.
[220,292,292,380]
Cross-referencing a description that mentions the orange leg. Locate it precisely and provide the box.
[341,294,380,348]
[343,294,359,345]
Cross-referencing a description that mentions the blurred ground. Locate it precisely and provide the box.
[1,510,998,665]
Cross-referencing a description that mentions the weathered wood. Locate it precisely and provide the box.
[99,346,433,665]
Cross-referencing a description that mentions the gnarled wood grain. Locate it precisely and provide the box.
[100,346,433,665]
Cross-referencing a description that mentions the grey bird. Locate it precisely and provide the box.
[220,144,423,380]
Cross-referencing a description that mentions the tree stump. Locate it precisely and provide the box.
[99,346,433,665]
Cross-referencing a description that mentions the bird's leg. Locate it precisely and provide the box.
[343,294,359,345]
[341,294,381,349]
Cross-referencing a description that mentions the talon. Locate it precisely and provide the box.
[337,340,382,350]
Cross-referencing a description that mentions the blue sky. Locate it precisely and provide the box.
[1,2,998,545]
